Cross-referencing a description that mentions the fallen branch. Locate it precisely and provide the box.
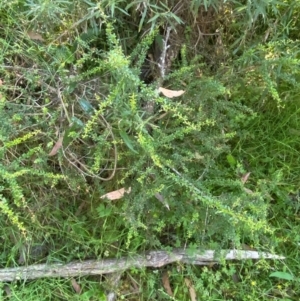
[0,249,284,282]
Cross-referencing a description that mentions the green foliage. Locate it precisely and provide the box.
[25,0,72,26]
[0,0,300,300]
[0,103,65,233]
[270,271,296,281]
[227,39,300,108]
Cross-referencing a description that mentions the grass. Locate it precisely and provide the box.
[229,99,300,300]
[2,102,300,300]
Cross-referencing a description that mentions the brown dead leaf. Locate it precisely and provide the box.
[100,187,131,200]
[27,31,44,41]
[49,135,64,156]
[184,278,197,301]
[71,278,82,294]
[158,87,185,98]
[162,271,173,297]
[241,172,251,184]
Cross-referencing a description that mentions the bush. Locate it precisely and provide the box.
[0,0,300,299]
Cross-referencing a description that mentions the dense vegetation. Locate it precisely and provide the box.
[0,0,299,300]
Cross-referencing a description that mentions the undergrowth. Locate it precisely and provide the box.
[0,0,300,300]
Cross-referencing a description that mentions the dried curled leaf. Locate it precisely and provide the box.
[27,31,44,41]
[162,271,173,297]
[100,187,131,200]
[184,278,197,301]
[49,136,64,156]
[158,87,185,98]
[241,172,251,184]
[71,278,82,294]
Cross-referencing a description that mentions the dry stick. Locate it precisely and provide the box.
[0,249,284,282]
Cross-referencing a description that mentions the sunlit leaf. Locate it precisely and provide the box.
[226,154,236,167]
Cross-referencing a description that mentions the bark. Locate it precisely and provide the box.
[0,249,284,282]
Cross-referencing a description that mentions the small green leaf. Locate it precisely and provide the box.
[97,204,112,218]
[172,14,184,25]
[147,14,160,25]
[226,154,236,167]
[269,271,294,281]
[139,7,148,32]
[79,98,95,115]
[71,116,85,128]
[120,130,138,154]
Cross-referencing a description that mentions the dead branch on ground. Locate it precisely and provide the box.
[0,249,284,282]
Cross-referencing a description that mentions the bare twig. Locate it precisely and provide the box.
[0,249,284,282]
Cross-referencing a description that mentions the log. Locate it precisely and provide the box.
[0,249,284,282]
